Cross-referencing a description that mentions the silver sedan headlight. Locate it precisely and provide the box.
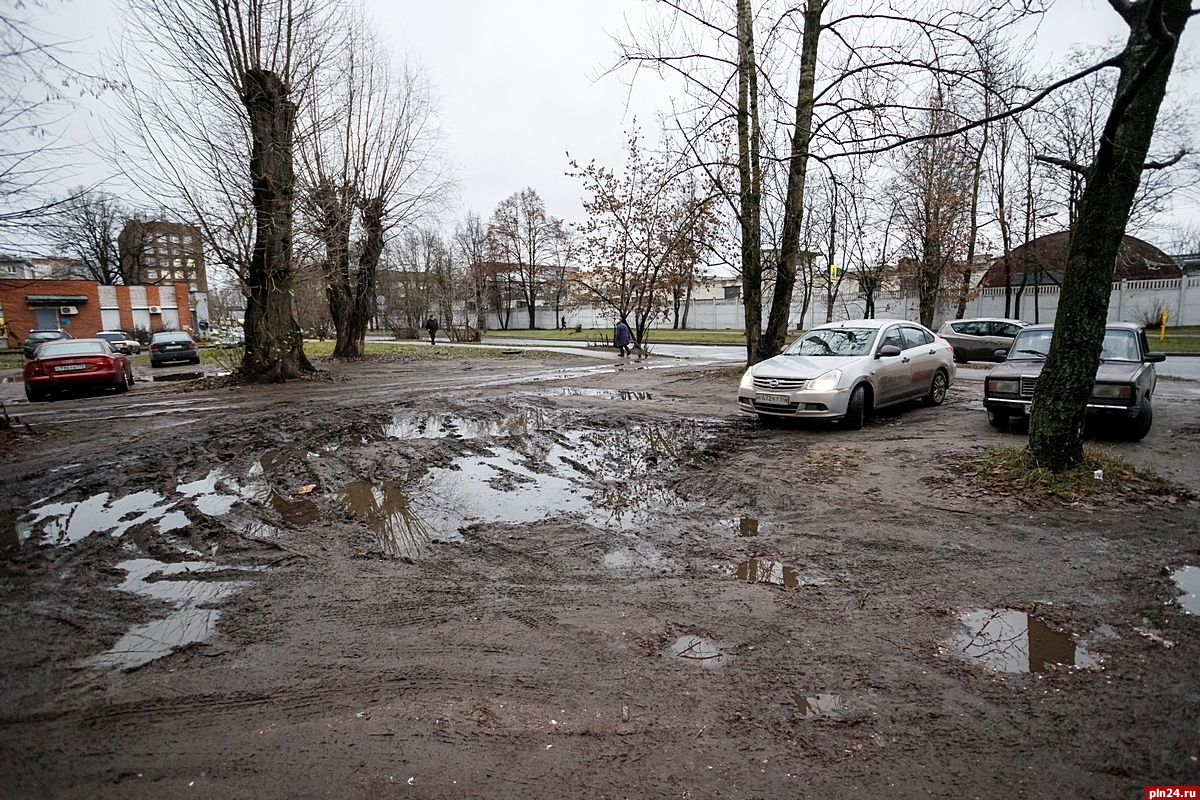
[740,369,755,390]
[805,369,842,392]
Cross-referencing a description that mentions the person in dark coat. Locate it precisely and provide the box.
[614,319,632,358]
[424,316,439,345]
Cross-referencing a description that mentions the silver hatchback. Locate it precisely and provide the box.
[936,318,1028,363]
[738,319,956,429]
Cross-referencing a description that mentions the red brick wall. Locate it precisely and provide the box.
[172,283,193,332]
[0,280,102,348]
[116,286,134,332]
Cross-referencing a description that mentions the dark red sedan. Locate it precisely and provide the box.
[23,338,134,402]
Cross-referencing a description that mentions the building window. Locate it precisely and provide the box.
[724,285,741,300]
[156,234,166,242]
[146,257,157,266]
[174,270,184,280]
[185,258,195,268]
[189,282,198,292]
[148,269,158,280]
[183,235,193,244]
[170,235,179,243]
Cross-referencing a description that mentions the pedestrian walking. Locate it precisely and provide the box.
[614,319,632,358]
[425,316,439,345]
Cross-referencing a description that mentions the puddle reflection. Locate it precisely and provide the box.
[736,558,801,588]
[91,558,254,670]
[736,517,759,537]
[954,609,1097,673]
[1173,566,1200,615]
[25,490,175,547]
[666,635,726,667]
[268,490,319,526]
[337,480,432,558]
[792,693,845,718]
[249,444,316,477]
[178,468,263,516]
[383,409,560,440]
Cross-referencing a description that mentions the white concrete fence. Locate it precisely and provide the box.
[487,274,1200,333]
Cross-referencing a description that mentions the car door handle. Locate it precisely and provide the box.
[902,357,910,363]
[928,349,936,354]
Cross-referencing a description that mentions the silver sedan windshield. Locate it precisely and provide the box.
[783,327,877,357]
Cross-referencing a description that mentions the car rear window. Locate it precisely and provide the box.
[154,333,193,343]
[38,341,107,357]
[30,331,63,340]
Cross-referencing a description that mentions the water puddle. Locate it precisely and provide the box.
[602,536,667,570]
[1173,566,1200,615]
[535,388,657,401]
[151,371,204,382]
[91,558,254,670]
[736,558,802,588]
[735,517,759,537]
[336,480,433,558]
[792,693,845,718]
[24,490,176,547]
[953,609,1097,673]
[268,489,319,526]
[178,468,263,516]
[666,635,726,667]
[382,409,560,440]
[248,444,316,476]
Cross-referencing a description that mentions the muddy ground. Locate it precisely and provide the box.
[1,350,1199,799]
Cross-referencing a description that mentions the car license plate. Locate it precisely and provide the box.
[757,393,789,405]
[54,364,86,372]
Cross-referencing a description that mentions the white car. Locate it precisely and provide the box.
[738,319,956,429]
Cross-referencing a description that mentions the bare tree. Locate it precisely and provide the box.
[297,15,450,357]
[1028,0,1193,471]
[453,211,489,331]
[893,92,974,328]
[570,128,721,344]
[615,1,1038,363]
[117,0,338,381]
[39,189,131,284]
[485,188,563,330]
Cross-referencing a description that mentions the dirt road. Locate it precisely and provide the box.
[2,352,1199,799]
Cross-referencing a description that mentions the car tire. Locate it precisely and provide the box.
[191,357,201,365]
[25,386,45,403]
[1124,396,1153,441]
[988,410,1011,431]
[151,360,161,368]
[115,369,129,393]
[924,369,949,406]
[843,384,867,430]
[952,348,965,364]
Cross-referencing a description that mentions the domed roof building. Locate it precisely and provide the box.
[979,231,1180,288]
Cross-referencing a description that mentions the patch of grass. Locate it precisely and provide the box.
[969,444,1174,502]
[482,328,749,345]
[303,341,573,362]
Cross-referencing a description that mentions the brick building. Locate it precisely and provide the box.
[0,278,194,348]
[118,220,210,328]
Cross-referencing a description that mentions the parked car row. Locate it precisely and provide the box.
[739,317,1164,441]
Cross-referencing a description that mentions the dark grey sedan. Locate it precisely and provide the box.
[982,322,1164,439]
[149,331,200,367]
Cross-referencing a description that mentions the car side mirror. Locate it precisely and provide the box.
[1145,352,1166,363]
[877,345,901,358]
[993,349,1008,362]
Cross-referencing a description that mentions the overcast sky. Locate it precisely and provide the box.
[26,0,1200,238]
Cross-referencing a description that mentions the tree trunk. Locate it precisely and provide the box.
[1029,1,1189,471]
[241,69,313,381]
[736,0,764,364]
[761,0,822,359]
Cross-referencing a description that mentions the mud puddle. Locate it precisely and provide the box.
[953,609,1097,672]
[22,490,178,547]
[520,387,658,401]
[666,635,726,667]
[792,693,845,718]
[382,409,560,440]
[735,558,807,587]
[91,558,256,670]
[1173,566,1200,615]
[336,480,439,557]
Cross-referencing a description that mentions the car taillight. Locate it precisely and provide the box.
[150,343,160,351]
[27,362,44,376]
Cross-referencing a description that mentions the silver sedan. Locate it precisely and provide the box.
[737,319,956,429]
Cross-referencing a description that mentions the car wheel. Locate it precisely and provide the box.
[952,348,965,364]
[924,369,949,406]
[191,357,201,365]
[988,410,1010,431]
[151,360,161,368]
[1125,396,1153,441]
[25,385,45,403]
[843,384,867,430]
[115,369,129,393]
